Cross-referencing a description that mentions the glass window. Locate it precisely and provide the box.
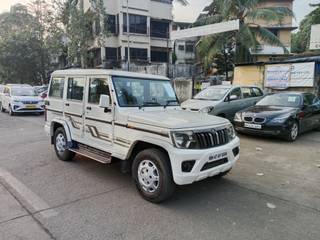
[88,78,110,104]
[185,41,194,53]
[113,77,178,107]
[151,49,168,63]
[150,20,169,38]
[242,87,254,98]
[67,78,85,101]
[194,87,230,101]
[252,87,263,97]
[257,94,302,107]
[11,87,38,96]
[123,13,147,34]
[229,88,241,99]
[303,94,316,106]
[105,14,117,34]
[49,78,65,98]
[125,47,148,61]
[178,45,185,51]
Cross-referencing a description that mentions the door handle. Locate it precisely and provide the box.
[86,106,92,111]
[65,103,70,107]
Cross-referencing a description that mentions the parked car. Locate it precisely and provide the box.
[181,85,265,121]
[0,84,4,109]
[234,92,320,141]
[45,69,240,203]
[0,85,45,115]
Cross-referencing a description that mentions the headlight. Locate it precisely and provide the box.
[171,131,197,149]
[270,114,291,123]
[227,125,236,140]
[200,106,214,114]
[234,112,242,122]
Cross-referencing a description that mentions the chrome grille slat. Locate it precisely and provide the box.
[194,128,229,149]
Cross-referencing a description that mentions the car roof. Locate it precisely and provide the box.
[51,69,170,81]
[206,85,260,89]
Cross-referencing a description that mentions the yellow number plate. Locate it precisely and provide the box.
[26,105,36,109]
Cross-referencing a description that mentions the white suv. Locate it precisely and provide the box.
[0,85,45,115]
[45,69,240,202]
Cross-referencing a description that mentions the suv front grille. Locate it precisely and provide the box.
[22,101,38,104]
[194,129,229,149]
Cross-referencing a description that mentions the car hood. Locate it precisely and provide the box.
[127,109,229,129]
[181,99,220,111]
[241,105,298,118]
[12,96,42,102]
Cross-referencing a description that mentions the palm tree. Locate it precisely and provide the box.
[195,0,294,64]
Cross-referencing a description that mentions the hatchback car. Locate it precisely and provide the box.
[181,85,265,121]
[234,92,320,141]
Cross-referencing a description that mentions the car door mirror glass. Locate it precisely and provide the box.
[99,94,110,108]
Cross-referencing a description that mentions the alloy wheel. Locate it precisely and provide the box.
[137,160,160,193]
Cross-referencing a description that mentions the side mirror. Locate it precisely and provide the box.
[229,95,238,101]
[99,95,110,108]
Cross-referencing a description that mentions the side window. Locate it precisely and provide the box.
[230,88,241,99]
[88,78,110,104]
[303,94,316,106]
[242,87,254,98]
[252,87,263,97]
[67,78,85,101]
[49,78,65,98]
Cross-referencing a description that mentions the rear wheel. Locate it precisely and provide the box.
[285,121,299,142]
[132,149,175,203]
[54,127,75,161]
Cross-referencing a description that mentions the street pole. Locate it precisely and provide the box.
[167,27,170,78]
[126,0,130,71]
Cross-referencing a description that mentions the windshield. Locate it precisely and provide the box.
[194,87,229,101]
[257,94,302,107]
[11,87,38,97]
[113,77,179,107]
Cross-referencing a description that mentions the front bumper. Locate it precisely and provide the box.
[169,137,240,185]
[12,103,45,113]
[234,122,290,137]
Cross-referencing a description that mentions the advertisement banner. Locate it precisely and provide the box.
[265,65,290,89]
[290,62,315,87]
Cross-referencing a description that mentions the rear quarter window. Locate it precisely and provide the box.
[49,78,65,98]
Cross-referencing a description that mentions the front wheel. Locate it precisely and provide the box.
[54,127,75,161]
[285,121,299,142]
[0,103,5,112]
[132,149,175,203]
[8,106,15,116]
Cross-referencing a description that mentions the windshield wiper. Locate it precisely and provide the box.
[164,100,179,108]
[138,101,161,109]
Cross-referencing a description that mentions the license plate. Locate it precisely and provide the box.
[25,104,36,109]
[244,123,262,129]
[209,152,228,162]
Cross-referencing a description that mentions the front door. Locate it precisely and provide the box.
[83,76,113,152]
[64,77,86,141]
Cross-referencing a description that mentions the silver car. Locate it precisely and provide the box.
[181,85,265,121]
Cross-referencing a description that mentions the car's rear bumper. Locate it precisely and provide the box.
[169,137,240,185]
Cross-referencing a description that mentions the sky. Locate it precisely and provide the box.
[0,0,317,26]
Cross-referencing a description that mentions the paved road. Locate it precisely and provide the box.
[0,112,319,240]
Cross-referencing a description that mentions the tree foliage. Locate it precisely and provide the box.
[291,4,320,54]
[195,0,294,68]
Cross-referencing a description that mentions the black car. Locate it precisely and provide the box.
[234,92,320,141]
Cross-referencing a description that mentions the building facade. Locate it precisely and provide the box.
[250,0,297,62]
[84,0,173,68]
[172,22,197,64]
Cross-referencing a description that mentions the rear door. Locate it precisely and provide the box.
[47,77,65,118]
[83,76,113,152]
[219,87,243,120]
[64,77,86,141]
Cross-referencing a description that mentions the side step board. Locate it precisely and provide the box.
[70,143,112,164]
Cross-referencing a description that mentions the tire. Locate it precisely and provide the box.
[132,148,175,203]
[0,103,5,113]
[54,127,75,162]
[214,168,232,179]
[8,106,15,116]
[285,121,299,142]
